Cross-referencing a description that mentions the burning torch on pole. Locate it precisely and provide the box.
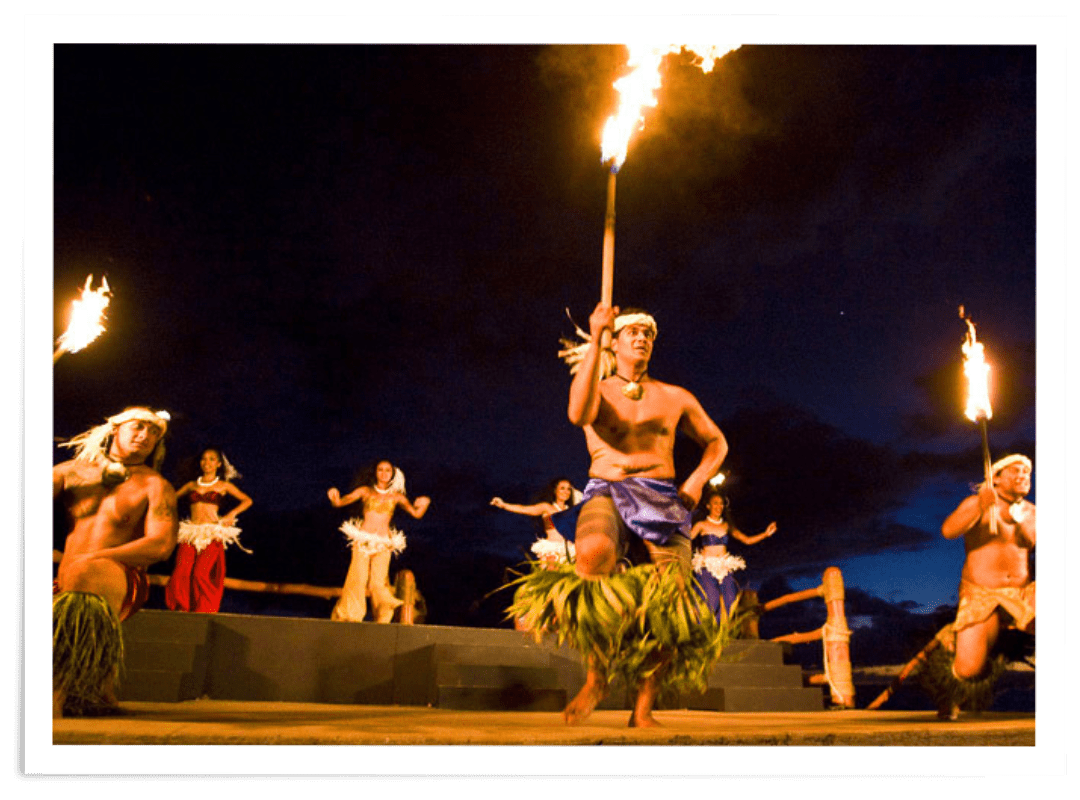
[54,275,112,364]
[959,305,997,534]
[596,45,739,346]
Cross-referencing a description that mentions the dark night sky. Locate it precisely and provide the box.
[48,42,1038,615]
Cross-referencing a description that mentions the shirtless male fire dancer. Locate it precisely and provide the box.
[511,303,728,727]
[934,453,1035,719]
[52,407,178,717]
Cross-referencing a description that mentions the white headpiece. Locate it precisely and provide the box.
[388,467,406,495]
[218,451,241,481]
[991,454,1031,477]
[60,407,171,465]
[558,310,658,378]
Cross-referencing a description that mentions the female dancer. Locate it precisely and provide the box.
[165,448,254,613]
[491,477,578,564]
[690,492,777,620]
[328,460,430,623]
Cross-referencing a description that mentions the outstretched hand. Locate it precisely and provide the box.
[327,487,341,505]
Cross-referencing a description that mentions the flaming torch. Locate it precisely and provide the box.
[54,275,111,364]
[597,45,739,343]
[959,305,997,533]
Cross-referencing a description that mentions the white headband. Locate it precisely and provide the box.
[991,454,1031,476]
[558,310,658,378]
[109,407,170,434]
[613,313,658,336]
[61,407,170,466]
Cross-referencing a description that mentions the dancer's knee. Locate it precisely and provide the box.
[574,534,617,576]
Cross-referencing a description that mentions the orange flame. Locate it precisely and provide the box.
[57,274,111,355]
[960,310,992,422]
[601,44,740,169]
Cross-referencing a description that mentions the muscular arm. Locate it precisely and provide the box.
[941,489,993,540]
[568,304,616,428]
[53,463,68,498]
[91,479,178,568]
[677,393,728,509]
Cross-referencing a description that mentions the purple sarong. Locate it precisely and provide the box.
[554,477,690,546]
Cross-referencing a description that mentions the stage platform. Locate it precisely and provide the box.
[117,609,825,713]
[52,701,1035,746]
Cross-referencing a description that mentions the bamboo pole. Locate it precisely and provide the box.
[762,585,823,612]
[866,626,949,710]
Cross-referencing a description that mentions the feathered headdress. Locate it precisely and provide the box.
[60,407,171,472]
[558,310,657,378]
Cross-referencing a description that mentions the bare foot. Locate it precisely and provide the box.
[628,671,662,728]
[563,671,607,725]
[937,702,960,721]
[628,710,660,728]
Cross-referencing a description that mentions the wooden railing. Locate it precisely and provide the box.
[53,550,420,624]
[742,566,855,708]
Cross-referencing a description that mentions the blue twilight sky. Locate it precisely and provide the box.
[39,37,1057,618]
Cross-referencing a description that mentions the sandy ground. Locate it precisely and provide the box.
[52,699,1035,747]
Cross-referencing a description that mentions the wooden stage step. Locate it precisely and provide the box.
[117,610,823,712]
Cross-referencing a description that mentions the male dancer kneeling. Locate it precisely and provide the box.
[53,407,178,717]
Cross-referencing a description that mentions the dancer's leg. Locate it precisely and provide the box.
[191,541,226,612]
[562,496,624,725]
[332,547,370,621]
[164,543,196,611]
[368,549,403,623]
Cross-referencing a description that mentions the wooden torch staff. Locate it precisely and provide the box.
[866,625,950,710]
[600,163,617,347]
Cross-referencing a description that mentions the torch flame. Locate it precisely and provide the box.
[600,44,740,169]
[57,275,111,356]
[960,310,992,422]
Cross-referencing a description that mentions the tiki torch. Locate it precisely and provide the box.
[54,275,111,364]
[595,45,739,345]
[959,306,997,533]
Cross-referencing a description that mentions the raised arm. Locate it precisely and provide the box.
[568,303,617,428]
[398,495,431,519]
[328,485,368,508]
[677,392,728,510]
[490,498,554,517]
[731,521,777,545]
[941,487,994,540]
[220,482,254,525]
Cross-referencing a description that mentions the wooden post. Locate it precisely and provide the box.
[821,566,855,708]
[393,570,417,625]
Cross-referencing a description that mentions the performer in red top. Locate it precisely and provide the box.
[164,448,253,613]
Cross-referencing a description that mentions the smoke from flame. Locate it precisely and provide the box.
[57,274,111,355]
[601,44,740,169]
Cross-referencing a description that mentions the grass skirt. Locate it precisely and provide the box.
[505,559,735,700]
[53,591,123,716]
